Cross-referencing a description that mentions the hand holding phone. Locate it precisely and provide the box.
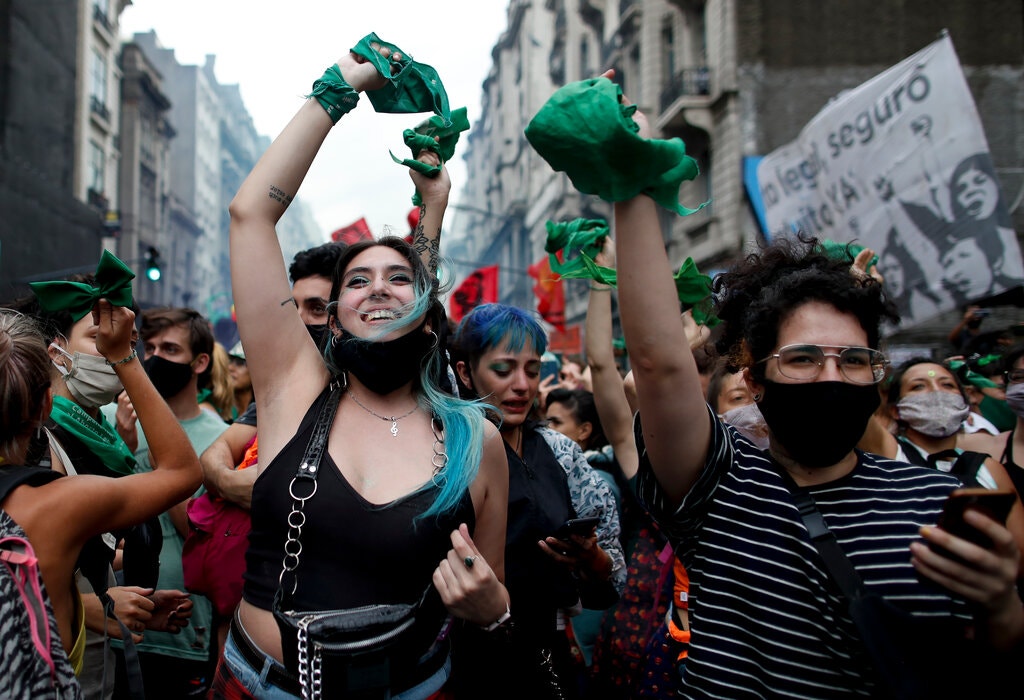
[933,488,1016,556]
[554,516,601,540]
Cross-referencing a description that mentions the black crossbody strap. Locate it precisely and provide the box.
[786,485,867,601]
[292,381,344,483]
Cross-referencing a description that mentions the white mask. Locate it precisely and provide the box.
[720,402,770,450]
[51,343,123,408]
[896,391,970,438]
[1005,383,1024,418]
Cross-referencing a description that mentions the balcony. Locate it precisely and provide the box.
[90,95,111,123]
[92,4,112,33]
[660,67,712,113]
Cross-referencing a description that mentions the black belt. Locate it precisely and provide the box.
[229,615,302,696]
[230,613,449,698]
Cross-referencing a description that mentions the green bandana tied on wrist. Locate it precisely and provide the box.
[29,250,136,322]
[308,65,360,124]
[525,77,706,216]
[544,217,719,326]
[352,33,451,127]
[392,107,470,205]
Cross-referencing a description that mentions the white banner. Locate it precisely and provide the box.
[757,34,1023,330]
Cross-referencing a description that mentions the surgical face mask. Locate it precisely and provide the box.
[719,402,770,450]
[896,391,970,438]
[50,343,124,409]
[1004,382,1024,418]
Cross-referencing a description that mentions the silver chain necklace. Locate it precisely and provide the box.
[347,390,419,437]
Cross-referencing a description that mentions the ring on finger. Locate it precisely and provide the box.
[464,555,478,569]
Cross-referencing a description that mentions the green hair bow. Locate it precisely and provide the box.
[30,250,135,322]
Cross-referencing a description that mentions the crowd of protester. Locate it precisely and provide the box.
[1,37,1023,700]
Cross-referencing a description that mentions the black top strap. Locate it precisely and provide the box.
[0,465,62,503]
[292,382,343,483]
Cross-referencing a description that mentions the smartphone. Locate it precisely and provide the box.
[540,352,561,384]
[935,488,1016,550]
[554,516,601,539]
[973,308,991,318]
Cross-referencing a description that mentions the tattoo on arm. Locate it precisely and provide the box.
[268,186,294,207]
[411,205,440,275]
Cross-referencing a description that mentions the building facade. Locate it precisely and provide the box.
[453,0,1023,344]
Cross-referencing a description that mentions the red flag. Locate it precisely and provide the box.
[330,217,373,245]
[449,265,499,323]
[528,254,565,331]
[404,207,420,245]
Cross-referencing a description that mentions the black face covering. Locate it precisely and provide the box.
[305,323,329,351]
[329,321,434,395]
[143,355,195,399]
[756,380,881,469]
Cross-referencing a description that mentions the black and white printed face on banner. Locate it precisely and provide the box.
[754,34,1024,333]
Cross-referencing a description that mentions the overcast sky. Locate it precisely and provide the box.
[120,0,510,240]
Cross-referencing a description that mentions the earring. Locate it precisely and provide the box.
[428,330,439,351]
[753,393,762,402]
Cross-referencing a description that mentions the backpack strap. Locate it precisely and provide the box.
[949,451,989,489]
[0,535,58,683]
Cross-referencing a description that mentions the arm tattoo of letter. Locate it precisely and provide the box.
[268,186,294,207]
[410,204,440,275]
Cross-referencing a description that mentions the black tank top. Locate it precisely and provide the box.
[243,387,476,613]
[1001,425,1024,500]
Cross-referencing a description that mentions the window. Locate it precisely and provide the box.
[89,140,105,194]
[662,18,676,80]
[580,36,590,77]
[90,48,107,105]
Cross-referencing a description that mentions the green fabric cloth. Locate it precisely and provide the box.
[352,33,451,126]
[391,107,470,205]
[30,250,135,322]
[980,395,1016,433]
[49,396,136,475]
[816,240,879,269]
[524,77,705,216]
[307,64,360,123]
[947,359,1000,390]
[544,219,616,285]
[542,217,719,325]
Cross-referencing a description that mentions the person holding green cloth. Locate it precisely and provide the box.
[10,251,196,700]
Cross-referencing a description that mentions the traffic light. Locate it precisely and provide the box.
[144,246,162,282]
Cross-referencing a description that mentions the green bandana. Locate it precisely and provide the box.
[49,396,136,475]
[542,218,719,325]
[391,107,470,205]
[308,65,360,124]
[816,240,879,269]
[544,219,617,286]
[29,250,135,322]
[946,359,1000,390]
[525,77,706,216]
[352,33,451,127]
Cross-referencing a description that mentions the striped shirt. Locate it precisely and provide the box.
[635,406,969,698]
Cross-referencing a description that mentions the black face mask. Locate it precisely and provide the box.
[305,323,329,351]
[756,380,880,469]
[329,321,434,395]
[143,355,195,399]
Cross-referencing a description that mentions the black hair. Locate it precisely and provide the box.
[289,242,347,284]
[1001,342,1024,377]
[546,387,607,451]
[706,358,742,413]
[886,357,967,407]
[713,235,900,380]
[141,307,215,361]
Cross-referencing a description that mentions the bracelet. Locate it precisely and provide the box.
[480,602,512,632]
[589,284,612,291]
[105,349,137,367]
[307,64,360,124]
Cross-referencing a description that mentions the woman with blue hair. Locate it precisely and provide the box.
[222,44,510,699]
[450,303,625,698]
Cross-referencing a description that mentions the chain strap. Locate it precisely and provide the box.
[430,417,448,488]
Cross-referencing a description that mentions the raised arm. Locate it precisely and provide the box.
[409,151,451,278]
[584,238,639,479]
[614,103,710,506]
[228,51,386,458]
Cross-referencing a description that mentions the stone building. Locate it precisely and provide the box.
[452,0,1023,346]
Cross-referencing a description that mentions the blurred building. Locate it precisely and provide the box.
[452,0,1023,344]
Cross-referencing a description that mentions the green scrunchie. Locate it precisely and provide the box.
[390,107,470,205]
[525,77,706,216]
[30,249,135,322]
[307,64,360,124]
[352,33,451,127]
